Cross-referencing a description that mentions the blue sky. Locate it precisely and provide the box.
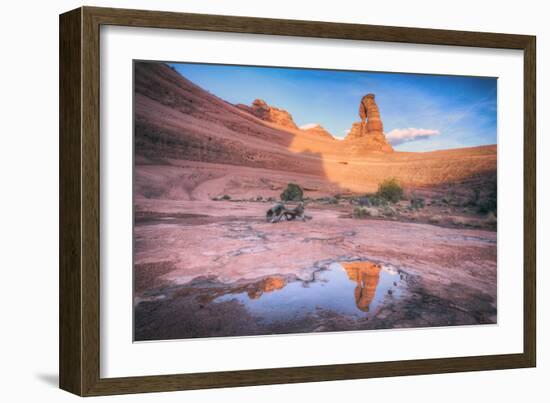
[168,62,497,152]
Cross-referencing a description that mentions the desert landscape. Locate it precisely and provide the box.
[133,61,497,341]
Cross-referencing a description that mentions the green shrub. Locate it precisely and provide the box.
[357,196,371,207]
[410,192,425,210]
[478,185,497,214]
[371,195,386,206]
[377,178,403,203]
[353,206,367,218]
[222,194,231,200]
[472,188,481,204]
[358,194,388,207]
[280,183,304,201]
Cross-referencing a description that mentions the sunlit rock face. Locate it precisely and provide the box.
[361,94,384,133]
[300,124,335,140]
[341,262,382,312]
[236,99,298,130]
[344,94,393,153]
[345,122,363,140]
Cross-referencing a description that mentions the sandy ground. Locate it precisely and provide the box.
[134,200,496,340]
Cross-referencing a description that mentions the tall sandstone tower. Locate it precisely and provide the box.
[344,93,393,153]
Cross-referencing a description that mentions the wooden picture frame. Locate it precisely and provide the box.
[59,6,536,396]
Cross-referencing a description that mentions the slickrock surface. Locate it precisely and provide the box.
[134,200,497,340]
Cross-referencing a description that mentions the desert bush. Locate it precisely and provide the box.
[280,183,304,201]
[409,192,425,210]
[354,193,395,207]
[222,194,231,200]
[410,198,425,209]
[466,188,481,207]
[353,206,367,218]
[357,196,371,207]
[478,195,497,214]
[471,181,497,214]
[368,195,388,207]
[377,178,403,203]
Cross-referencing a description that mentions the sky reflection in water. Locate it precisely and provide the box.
[214,262,402,323]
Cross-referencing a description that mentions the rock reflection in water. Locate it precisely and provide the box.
[341,262,382,312]
[247,276,287,299]
[214,261,402,323]
[194,275,288,304]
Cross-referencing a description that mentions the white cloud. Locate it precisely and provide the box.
[385,128,440,145]
[299,123,320,130]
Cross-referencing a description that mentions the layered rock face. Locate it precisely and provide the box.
[361,94,384,132]
[344,94,393,153]
[300,124,335,140]
[236,99,298,130]
[345,122,364,141]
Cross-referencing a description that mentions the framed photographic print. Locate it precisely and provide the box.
[59,6,536,396]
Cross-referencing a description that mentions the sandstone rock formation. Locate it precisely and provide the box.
[236,99,298,130]
[345,122,364,141]
[344,94,393,153]
[360,94,384,133]
[300,124,335,140]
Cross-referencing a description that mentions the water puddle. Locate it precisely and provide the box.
[214,261,404,322]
